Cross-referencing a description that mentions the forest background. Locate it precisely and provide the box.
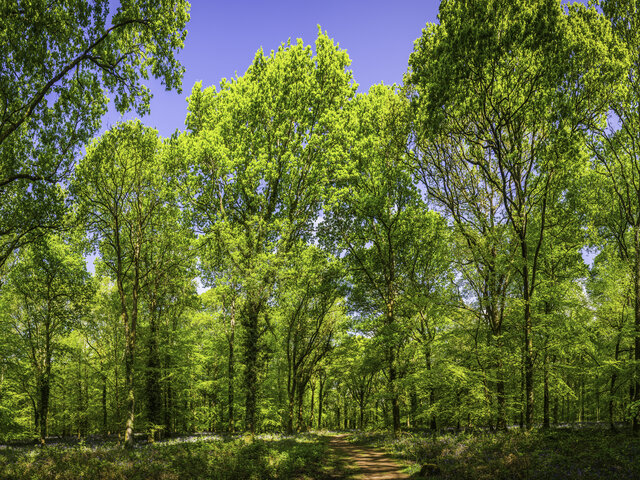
[2,0,640,466]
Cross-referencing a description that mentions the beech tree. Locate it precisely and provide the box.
[0,0,190,274]
[73,121,175,447]
[1,235,91,444]
[323,84,449,434]
[184,29,355,432]
[408,0,621,428]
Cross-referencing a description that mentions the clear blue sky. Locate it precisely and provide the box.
[103,0,440,136]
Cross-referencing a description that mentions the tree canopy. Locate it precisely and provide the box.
[2,0,640,450]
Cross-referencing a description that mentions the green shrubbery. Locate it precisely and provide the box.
[352,427,640,480]
[0,433,329,480]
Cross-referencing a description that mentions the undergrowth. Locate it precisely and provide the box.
[350,427,640,479]
[0,432,330,480]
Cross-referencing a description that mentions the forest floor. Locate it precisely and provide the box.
[327,434,410,479]
[1,427,639,479]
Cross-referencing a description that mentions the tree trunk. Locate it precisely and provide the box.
[523,286,534,429]
[296,381,306,432]
[243,305,259,433]
[123,266,139,448]
[425,345,437,430]
[343,394,348,430]
[543,351,550,429]
[634,231,640,433]
[38,375,50,445]
[286,375,296,434]
[146,295,162,430]
[389,355,400,434]
[317,376,324,429]
[102,371,108,434]
[309,379,315,430]
[228,300,235,432]
[610,339,621,431]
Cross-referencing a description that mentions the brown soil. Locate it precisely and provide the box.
[327,434,410,479]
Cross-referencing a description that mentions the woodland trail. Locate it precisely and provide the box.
[327,434,410,479]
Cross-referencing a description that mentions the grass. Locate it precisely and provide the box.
[350,426,640,479]
[5,427,636,479]
[0,432,333,480]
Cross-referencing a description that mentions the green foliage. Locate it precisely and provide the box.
[354,428,640,480]
[0,0,190,273]
[0,434,330,480]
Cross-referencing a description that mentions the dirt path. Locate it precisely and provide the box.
[327,434,410,479]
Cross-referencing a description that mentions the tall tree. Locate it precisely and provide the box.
[1,235,91,444]
[277,245,344,433]
[73,121,173,447]
[408,0,621,428]
[589,0,640,432]
[184,29,355,432]
[0,0,190,273]
[323,84,448,434]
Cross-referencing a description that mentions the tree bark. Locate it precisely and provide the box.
[543,351,550,429]
[227,300,235,432]
[634,230,640,433]
[243,304,259,433]
[317,375,324,429]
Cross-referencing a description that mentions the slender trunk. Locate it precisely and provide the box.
[389,352,400,434]
[519,354,525,429]
[317,376,324,429]
[296,381,305,432]
[39,314,52,445]
[627,346,633,427]
[580,376,585,423]
[243,305,259,433]
[228,300,235,432]
[146,293,162,429]
[543,351,550,429]
[123,264,139,448]
[410,388,418,429]
[523,281,534,429]
[164,315,177,435]
[287,376,296,434]
[634,230,640,433]
[124,309,136,447]
[492,327,506,431]
[343,393,348,430]
[102,372,108,434]
[39,375,50,445]
[309,380,315,430]
[610,339,621,431]
[425,346,437,430]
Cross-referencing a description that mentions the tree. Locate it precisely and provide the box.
[1,235,91,444]
[184,29,355,432]
[73,120,174,447]
[323,84,448,434]
[276,245,344,433]
[0,0,190,273]
[588,0,640,432]
[408,0,621,428]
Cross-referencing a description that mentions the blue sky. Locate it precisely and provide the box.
[103,0,440,136]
